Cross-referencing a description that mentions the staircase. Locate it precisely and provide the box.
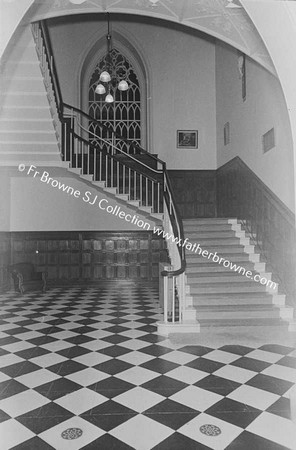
[184,218,294,330]
[0,27,61,164]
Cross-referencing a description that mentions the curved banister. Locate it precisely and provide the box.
[34,19,186,280]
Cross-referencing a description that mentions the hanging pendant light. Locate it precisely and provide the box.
[95,13,129,102]
[105,93,114,103]
[95,83,106,94]
[118,80,128,91]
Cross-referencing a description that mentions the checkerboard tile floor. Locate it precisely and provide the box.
[0,283,295,450]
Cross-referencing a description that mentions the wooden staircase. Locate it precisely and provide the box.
[184,218,294,330]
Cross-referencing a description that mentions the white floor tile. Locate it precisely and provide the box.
[166,366,208,384]
[39,416,105,450]
[247,411,296,449]
[73,352,112,366]
[65,368,110,386]
[117,350,154,366]
[55,388,108,414]
[178,413,243,450]
[1,389,50,417]
[16,368,60,388]
[203,350,241,364]
[261,364,296,383]
[110,414,173,450]
[0,354,24,368]
[115,366,159,385]
[0,419,34,450]
[159,351,197,365]
[246,349,283,364]
[114,387,164,413]
[40,340,74,352]
[213,364,256,384]
[1,341,34,353]
[30,353,67,367]
[228,384,280,410]
[118,339,151,351]
[171,386,223,412]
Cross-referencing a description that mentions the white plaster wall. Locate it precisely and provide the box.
[48,17,217,170]
[6,171,157,232]
[216,42,295,212]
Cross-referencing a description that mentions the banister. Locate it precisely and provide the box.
[34,19,186,280]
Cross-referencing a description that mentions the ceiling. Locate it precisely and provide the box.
[28,0,276,75]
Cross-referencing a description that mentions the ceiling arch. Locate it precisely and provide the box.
[27,0,276,75]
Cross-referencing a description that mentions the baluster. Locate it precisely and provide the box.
[99,152,102,181]
[117,161,119,192]
[134,170,136,201]
[152,181,155,212]
[157,183,160,213]
[146,178,148,207]
[128,168,131,199]
[105,154,108,186]
[111,157,114,187]
[163,276,168,324]
[140,174,143,205]
[94,148,97,181]
[172,276,175,323]
[123,165,126,195]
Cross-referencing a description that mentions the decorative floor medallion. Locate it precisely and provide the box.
[199,424,222,437]
[61,428,83,440]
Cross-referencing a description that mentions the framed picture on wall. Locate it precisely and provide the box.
[177,130,198,149]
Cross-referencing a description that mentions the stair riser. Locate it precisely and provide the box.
[183,218,236,225]
[186,255,252,264]
[195,311,280,319]
[0,93,50,108]
[0,119,54,132]
[0,142,59,153]
[186,247,250,255]
[0,107,53,121]
[3,62,42,78]
[0,132,56,143]
[190,298,274,306]
[189,285,267,294]
[184,225,233,232]
[186,263,265,273]
[1,77,45,93]
[187,275,262,283]
[185,231,241,239]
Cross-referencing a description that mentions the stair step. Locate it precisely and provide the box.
[0,76,45,92]
[0,118,54,132]
[139,206,152,214]
[0,130,56,142]
[104,187,117,195]
[3,61,43,77]
[188,283,267,294]
[187,273,262,283]
[198,318,288,328]
[1,106,53,120]
[185,230,240,238]
[188,295,275,306]
[187,253,259,262]
[0,92,50,108]
[127,200,140,207]
[186,262,266,272]
[193,305,280,320]
[185,238,245,246]
[184,224,233,232]
[183,218,236,225]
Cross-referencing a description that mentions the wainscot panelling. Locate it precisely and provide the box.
[0,233,11,291]
[168,170,216,218]
[217,157,296,307]
[1,231,168,287]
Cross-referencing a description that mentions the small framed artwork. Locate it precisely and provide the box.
[177,130,198,149]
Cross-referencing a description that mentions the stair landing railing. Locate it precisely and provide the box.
[31,18,186,325]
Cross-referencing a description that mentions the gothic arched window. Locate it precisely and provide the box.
[88,48,141,153]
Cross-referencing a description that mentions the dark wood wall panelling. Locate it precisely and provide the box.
[0,231,168,288]
[0,233,11,292]
[217,157,296,307]
[168,170,217,218]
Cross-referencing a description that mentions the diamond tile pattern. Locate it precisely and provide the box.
[0,284,295,450]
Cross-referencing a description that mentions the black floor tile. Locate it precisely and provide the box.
[140,345,173,357]
[277,355,296,369]
[98,345,132,358]
[0,408,11,423]
[80,434,134,450]
[47,360,87,376]
[0,361,40,378]
[246,373,294,395]
[10,436,56,450]
[34,378,81,400]
[152,432,212,450]
[94,359,133,375]
[65,335,96,345]
[230,356,270,372]
[15,347,49,360]
[16,403,74,433]
[186,357,224,373]
[101,334,130,344]
[140,358,179,374]
[225,430,291,450]
[142,375,188,396]
[179,346,213,357]
[206,397,261,428]
[266,397,291,420]
[88,377,134,398]
[194,375,240,396]
[0,379,28,400]
[258,344,295,355]
[57,345,91,359]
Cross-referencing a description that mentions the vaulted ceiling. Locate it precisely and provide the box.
[29,0,275,75]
